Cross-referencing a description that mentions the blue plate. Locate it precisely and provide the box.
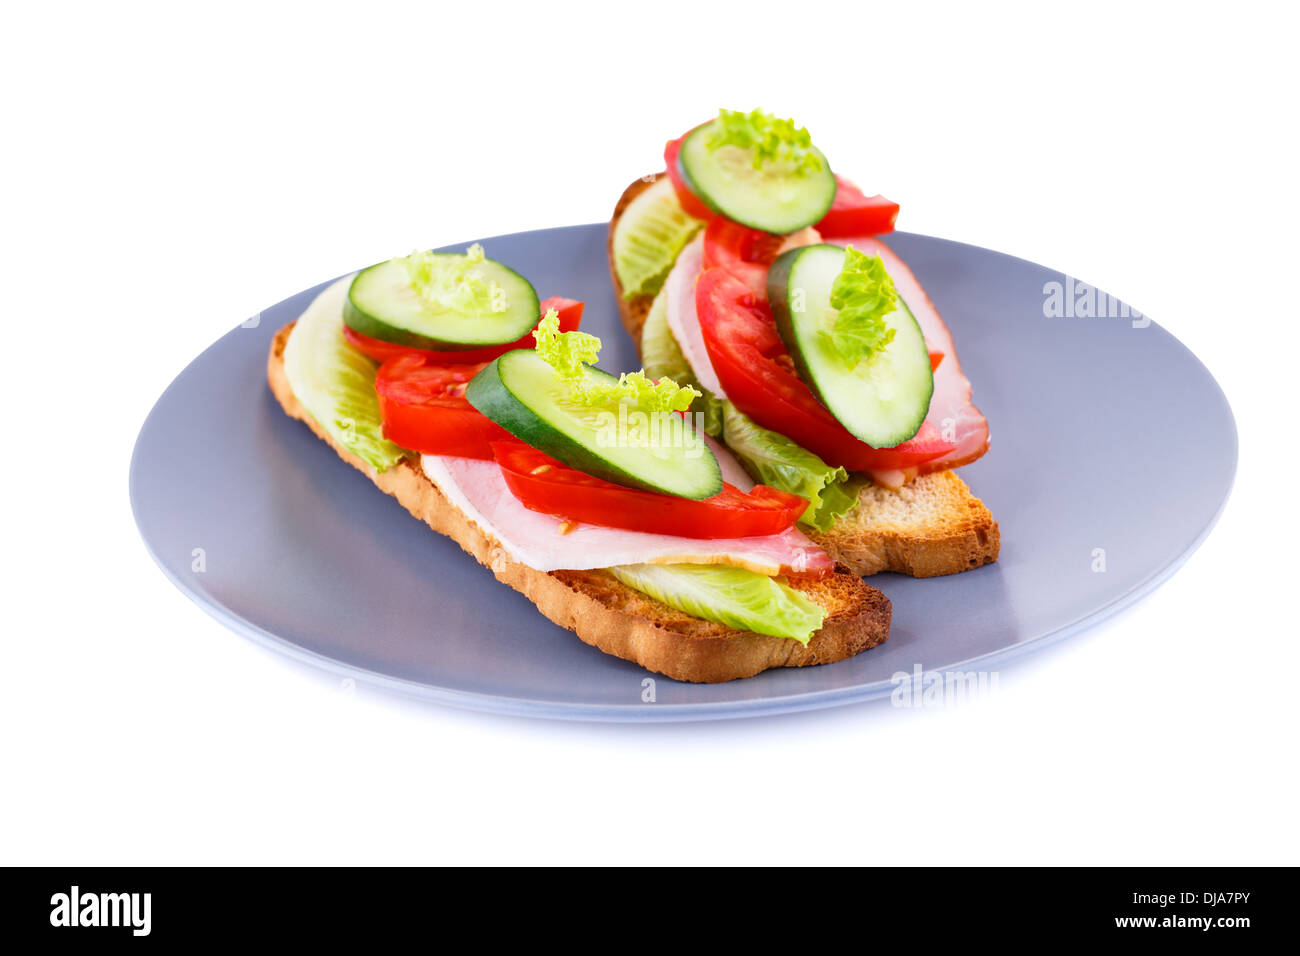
[130,224,1236,721]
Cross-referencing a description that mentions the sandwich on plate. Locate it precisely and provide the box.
[268,243,889,682]
[609,109,999,577]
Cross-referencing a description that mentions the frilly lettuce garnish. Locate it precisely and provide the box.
[401,243,508,315]
[531,310,700,412]
[706,108,822,175]
[823,246,899,367]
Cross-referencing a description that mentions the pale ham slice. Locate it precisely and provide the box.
[830,237,990,474]
[419,441,834,577]
[664,234,726,396]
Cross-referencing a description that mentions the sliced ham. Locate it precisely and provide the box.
[664,234,727,397]
[830,237,990,472]
[420,444,833,577]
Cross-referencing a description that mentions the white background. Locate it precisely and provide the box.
[4,1,1296,865]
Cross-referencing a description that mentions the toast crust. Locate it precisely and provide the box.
[607,175,1000,578]
[268,323,890,683]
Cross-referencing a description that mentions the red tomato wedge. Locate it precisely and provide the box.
[694,267,954,471]
[815,178,900,238]
[663,134,719,222]
[375,356,512,459]
[701,218,786,300]
[346,297,584,365]
[492,442,808,540]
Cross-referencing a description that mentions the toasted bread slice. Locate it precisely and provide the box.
[806,470,999,577]
[268,323,890,683]
[608,175,1000,579]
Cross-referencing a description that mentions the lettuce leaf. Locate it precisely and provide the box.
[532,310,700,412]
[609,563,826,644]
[706,108,822,175]
[639,287,723,436]
[400,242,508,315]
[721,401,858,532]
[823,246,899,367]
[283,277,407,472]
[531,308,602,382]
[612,177,704,299]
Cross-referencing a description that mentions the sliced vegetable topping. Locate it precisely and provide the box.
[825,236,991,474]
[695,266,952,470]
[466,319,723,499]
[612,177,705,299]
[530,310,700,411]
[706,108,822,174]
[344,296,583,365]
[375,356,512,460]
[676,110,837,234]
[815,177,900,238]
[492,442,806,540]
[404,243,506,315]
[721,402,858,533]
[769,244,933,448]
[822,246,899,367]
[701,218,787,300]
[608,563,827,644]
[344,245,540,351]
[664,133,719,221]
[283,277,407,472]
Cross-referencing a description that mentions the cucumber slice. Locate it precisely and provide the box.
[344,250,540,350]
[283,276,407,472]
[612,177,704,299]
[768,244,933,448]
[609,564,826,644]
[678,122,836,234]
[466,349,722,500]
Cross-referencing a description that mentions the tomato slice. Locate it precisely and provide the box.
[345,297,584,365]
[492,442,807,539]
[815,177,900,238]
[694,267,953,471]
[375,356,512,459]
[663,133,719,222]
[701,218,787,300]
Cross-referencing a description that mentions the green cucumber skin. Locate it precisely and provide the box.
[768,244,933,449]
[343,258,540,351]
[465,351,723,500]
[677,125,837,235]
[767,246,817,395]
[766,246,802,349]
[340,292,444,349]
